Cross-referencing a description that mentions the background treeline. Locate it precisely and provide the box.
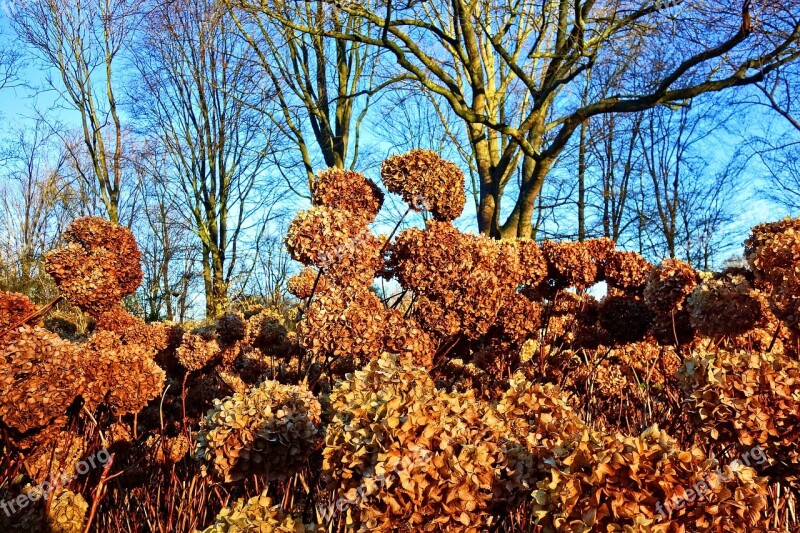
[1,0,799,320]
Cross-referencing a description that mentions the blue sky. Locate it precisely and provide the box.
[0,10,794,273]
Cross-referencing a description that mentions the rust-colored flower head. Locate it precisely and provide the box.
[498,239,547,287]
[196,380,322,482]
[94,304,169,355]
[382,310,437,369]
[643,258,698,314]
[744,216,800,284]
[310,168,384,223]
[598,295,655,343]
[541,240,597,290]
[245,308,292,357]
[584,237,616,282]
[44,217,142,316]
[0,325,89,434]
[687,275,763,337]
[287,267,328,299]
[285,206,382,287]
[297,286,387,364]
[216,312,247,345]
[531,425,768,530]
[604,250,653,292]
[82,330,166,415]
[680,349,800,480]
[496,293,543,346]
[381,149,466,221]
[176,332,221,372]
[0,291,37,331]
[388,221,517,340]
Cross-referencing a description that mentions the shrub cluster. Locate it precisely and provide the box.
[4,152,800,532]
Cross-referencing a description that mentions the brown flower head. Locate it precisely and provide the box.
[0,291,37,331]
[285,206,382,287]
[297,286,387,365]
[323,353,506,531]
[176,332,221,372]
[687,275,764,337]
[287,267,328,299]
[643,259,698,314]
[196,380,322,482]
[541,240,597,290]
[381,149,466,221]
[311,168,384,222]
[598,295,655,343]
[200,493,319,533]
[604,250,653,292]
[44,217,142,316]
[82,330,166,414]
[531,425,768,530]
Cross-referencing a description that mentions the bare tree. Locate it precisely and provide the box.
[634,102,741,268]
[11,0,140,224]
[263,1,800,238]
[129,0,285,318]
[227,0,398,190]
[0,26,23,92]
[0,119,71,298]
[740,66,800,212]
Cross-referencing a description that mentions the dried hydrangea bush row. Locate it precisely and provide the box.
[1,151,800,532]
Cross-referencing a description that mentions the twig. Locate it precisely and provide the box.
[0,295,63,339]
[83,452,115,533]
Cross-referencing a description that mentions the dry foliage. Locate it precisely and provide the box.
[2,155,800,532]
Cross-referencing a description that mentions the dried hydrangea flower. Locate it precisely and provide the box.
[82,330,166,415]
[311,168,384,223]
[687,275,764,337]
[0,325,90,433]
[46,489,89,533]
[680,349,800,478]
[744,217,800,284]
[199,492,319,533]
[531,424,768,530]
[598,295,654,343]
[216,312,247,345]
[0,291,37,331]
[287,267,328,299]
[603,250,653,292]
[196,380,321,482]
[643,258,698,314]
[44,217,142,316]
[388,221,517,340]
[176,332,221,372]
[381,149,466,221]
[285,206,382,287]
[541,240,597,290]
[323,353,506,532]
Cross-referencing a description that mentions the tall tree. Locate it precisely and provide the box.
[12,0,139,223]
[264,0,800,238]
[635,103,741,268]
[0,120,71,298]
[227,0,395,190]
[129,0,283,318]
[743,66,800,212]
[0,26,23,92]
